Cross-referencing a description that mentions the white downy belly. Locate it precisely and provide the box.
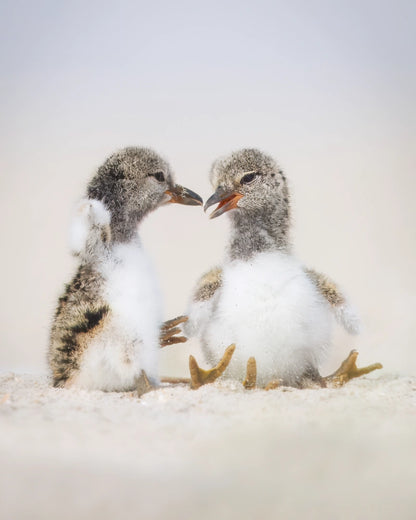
[205,252,332,385]
[76,241,162,391]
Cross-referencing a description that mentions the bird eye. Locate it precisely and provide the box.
[240,172,258,185]
[150,171,165,183]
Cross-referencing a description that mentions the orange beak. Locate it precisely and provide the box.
[204,188,243,219]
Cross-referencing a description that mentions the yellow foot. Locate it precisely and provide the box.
[242,357,280,390]
[265,380,280,391]
[243,357,257,389]
[160,315,188,347]
[325,350,383,387]
[189,344,236,389]
[136,370,154,397]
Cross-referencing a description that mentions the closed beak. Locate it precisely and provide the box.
[165,185,203,206]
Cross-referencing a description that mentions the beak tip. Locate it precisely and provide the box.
[168,186,203,206]
[189,196,203,207]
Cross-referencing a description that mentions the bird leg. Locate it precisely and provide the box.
[189,344,236,389]
[160,376,191,385]
[296,365,326,389]
[160,315,188,347]
[243,357,257,389]
[136,370,155,397]
[159,316,190,385]
[324,349,383,387]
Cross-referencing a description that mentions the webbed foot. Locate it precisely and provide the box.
[189,344,236,389]
[325,349,383,387]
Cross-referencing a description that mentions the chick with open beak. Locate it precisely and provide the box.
[184,148,381,390]
[203,156,281,225]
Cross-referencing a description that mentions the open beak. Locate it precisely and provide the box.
[164,185,203,206]
[204,188,243,219]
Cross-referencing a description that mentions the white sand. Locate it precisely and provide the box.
[1,372,415,520]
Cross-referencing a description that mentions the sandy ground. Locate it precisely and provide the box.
[0,371,415,520]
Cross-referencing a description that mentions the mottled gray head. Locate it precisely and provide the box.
[87,147,202,242]
[205,149,291,257]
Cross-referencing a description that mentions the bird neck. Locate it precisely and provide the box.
[227,210,291,261]
[109,209,144,244]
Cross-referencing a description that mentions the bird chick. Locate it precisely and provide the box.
[48,147,202,392]
[185,148,381,389]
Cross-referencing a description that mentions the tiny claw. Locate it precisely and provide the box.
[325,349,383,387]
[189,344,236,389]
[243,357,257,389]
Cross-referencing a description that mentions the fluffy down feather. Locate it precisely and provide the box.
[71,239,163,391]
[69,199,111,256]
[188,251,333,386]
[65,200,163,391]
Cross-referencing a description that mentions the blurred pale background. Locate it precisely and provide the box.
[0,0,415,376]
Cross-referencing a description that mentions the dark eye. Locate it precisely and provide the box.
[150,171,165,183]
[240,172,258,185]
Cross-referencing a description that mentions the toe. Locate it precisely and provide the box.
[243,357,257,389]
